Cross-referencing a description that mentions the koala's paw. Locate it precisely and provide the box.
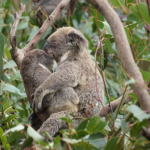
[32,90,43,113]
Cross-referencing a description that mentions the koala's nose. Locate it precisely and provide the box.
[44,41,50,51]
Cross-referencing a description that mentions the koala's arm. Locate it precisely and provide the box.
[33,62,80,112]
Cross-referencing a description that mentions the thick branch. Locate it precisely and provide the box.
[100,90,133,117]
[87,0,150,119]
[10,0,71,68]
[10,3,26,68]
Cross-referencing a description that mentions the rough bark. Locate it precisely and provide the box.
[87,0,150,123]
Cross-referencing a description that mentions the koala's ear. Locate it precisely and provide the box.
[68,30,88,51]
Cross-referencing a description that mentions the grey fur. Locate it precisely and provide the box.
[32,27,104,136]
[21,50,79,130]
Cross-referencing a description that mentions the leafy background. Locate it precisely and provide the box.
[0,0,150,149]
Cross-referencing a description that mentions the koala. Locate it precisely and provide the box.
[32,27,104,135]
[21,49,79,130]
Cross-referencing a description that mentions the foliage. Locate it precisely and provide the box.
[0,0,150,149]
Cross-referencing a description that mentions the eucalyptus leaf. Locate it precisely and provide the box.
[84,133,107,149]
[86,116,107,134]
[2,83,25,96]
[27,126,44,141]
[127,105,150,122]
[3,60,17,69]
[103,137,124,150]
[4,124,24,135]
[110,0,125,6]
[130,4,150,24]
[0,33,4,80]
[21,137,33,150]
[18,20,28,30]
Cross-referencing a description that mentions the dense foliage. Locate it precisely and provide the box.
[0,0,150,149]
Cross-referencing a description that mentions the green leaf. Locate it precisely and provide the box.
[2,83,25,96]
[130,4,150,24]
[0,114,16,123]
[21,137,33,150]
[127,105,150,122]
[137,3,150,24]
[130,120,147,137]
[5,124,24,135]
[140,70,150,82]
[18,20,28,30]
[124,27,131,44]
[0,33,4,80]
[63,139,98,150]
[104,39,114,54]
[77,119,88,131]
[27,126,44,141]
[77,130,89,139]
[29,17,39,26]
[3,60,17,69]
[0,128,11,150]
[86,116,107,134]
[28,26,39,42]
[121,120,127,132]
[125,0,133,7]
[91,8,104,30]
[71,141,97,150]
[53,136,63,150]
[125,23,138,30]
[7,132,20,143]
[84,133,107,149]
[103,137,124,150]
[110,0,125,7]
[9,71,22,82]
[75,3,82,24]
[103,21,112,34]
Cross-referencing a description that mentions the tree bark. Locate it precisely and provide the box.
[87,0,150,125]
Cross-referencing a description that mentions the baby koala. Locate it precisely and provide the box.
[21,49,79,130]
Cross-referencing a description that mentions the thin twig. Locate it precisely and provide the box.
[94,39,115,129]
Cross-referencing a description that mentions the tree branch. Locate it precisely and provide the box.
[23,0,70,53]
[100,90,133,117]
[10,3,26,68]
[10,0,71,68]
[87,0,150,126]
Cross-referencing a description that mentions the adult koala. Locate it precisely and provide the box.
[32,27,104,135]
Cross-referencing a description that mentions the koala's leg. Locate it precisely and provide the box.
[38,111,68,137]
[38,111,85,137]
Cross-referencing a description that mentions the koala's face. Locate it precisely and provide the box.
[44,27,88,63]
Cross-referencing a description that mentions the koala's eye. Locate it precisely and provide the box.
[53,42,57,46]
[70,39,73,43]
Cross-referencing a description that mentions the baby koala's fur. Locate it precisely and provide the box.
[21,50,79,130]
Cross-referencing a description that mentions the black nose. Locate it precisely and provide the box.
[44,41,50,51]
